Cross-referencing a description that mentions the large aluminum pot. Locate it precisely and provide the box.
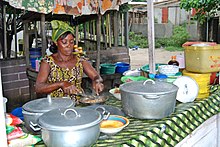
[22,96,74,134]
[37,107,109,147]
[119,79,178,119]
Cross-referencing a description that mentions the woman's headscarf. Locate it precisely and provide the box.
[51,20,75,43]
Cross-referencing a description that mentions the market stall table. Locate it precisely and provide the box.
[33,85,220,146]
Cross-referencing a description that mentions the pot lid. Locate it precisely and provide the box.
[38,108,103,131]
[119,79,178,95]
[173,76,199,103]
[22,97,74,113]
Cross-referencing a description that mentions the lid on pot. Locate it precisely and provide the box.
[119,79,178,95]
[22,97,74,113]
[38,108,103,131]
[173,76,199,103]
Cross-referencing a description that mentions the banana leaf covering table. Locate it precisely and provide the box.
[35,85,220,146]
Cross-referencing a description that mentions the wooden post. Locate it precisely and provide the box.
[147,0,156,74]
[3,5,6,58]
[124,12,129,49]
[113,11,118,47]
[96,14,101,73]
[41,14,46,56]
[101,16,107,49]
[121,13,124,46]
[13,9,18,58]
[34,21,38,48]
[107,14,112,48]
[83,23,87,39]
[24,22,30,66]
[75,25,79,46]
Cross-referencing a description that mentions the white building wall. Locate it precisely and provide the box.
[168,7,189,25]
[154,8,162,23]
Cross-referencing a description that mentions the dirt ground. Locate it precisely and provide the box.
[129,48,184,69]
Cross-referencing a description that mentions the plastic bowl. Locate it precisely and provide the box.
[115,62,130,74]
[141,63,167,72]
[158,65,179,76]
[109,88,121,100]
[100,115,129,135]
[100,63,116,74]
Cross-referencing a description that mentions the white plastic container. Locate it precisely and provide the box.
[3,97,7,113]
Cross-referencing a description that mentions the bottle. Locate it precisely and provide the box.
[168,56,179,66]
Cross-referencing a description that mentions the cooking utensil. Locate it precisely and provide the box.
[79,94,108,105]
[86,105,125,116]
[22,95,75,134]
[173,76,199,103]
[119,79,178,119]
[36,107,109,147]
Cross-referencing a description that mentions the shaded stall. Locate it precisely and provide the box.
[4,0,131,99]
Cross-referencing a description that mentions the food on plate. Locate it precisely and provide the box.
[100,120,124,128]
[79,95,107,104]
[114,88,120,94]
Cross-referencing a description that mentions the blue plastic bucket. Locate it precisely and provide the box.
[29,48,41,69]
[30,48,41,58]
[115,62,130,74]
[11,107,24,120]
[30,58,37,69]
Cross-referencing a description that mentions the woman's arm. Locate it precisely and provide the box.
[82,60,104,94]
[35,60,63,94]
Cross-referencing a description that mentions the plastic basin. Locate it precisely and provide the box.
[115,62,130,74]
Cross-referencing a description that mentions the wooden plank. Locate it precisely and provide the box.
[113,11,118,46]
[13,9,17,58]
[147,0,156,74]
[176,114,217,147]
[24,22,30,66]
[124,12,129,48]
[75,25,79,46]
[41,14,46,56]
[3,5,6,58]
[96,14,101,73]
[101,16,107,49]
[107,14,112,48]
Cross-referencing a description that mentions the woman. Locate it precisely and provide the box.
[35,20,104,101]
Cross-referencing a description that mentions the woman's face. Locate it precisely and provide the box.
[57,33,74,56]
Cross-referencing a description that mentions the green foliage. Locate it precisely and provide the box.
[169,26,190,47]
[128,32,148,48]
[129,25,189,51]
[119,4,131,13]
[164,46,184,51]
[180,0,220,24]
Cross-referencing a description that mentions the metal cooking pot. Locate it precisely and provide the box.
[22,95,75,134]
[119,79,178,119]
[37,107,109,147]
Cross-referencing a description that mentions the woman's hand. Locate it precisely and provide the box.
[93,81,104,95]
[61,81,81,95]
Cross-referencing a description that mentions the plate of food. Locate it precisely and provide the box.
[109,88,121,100]
[100,115,129,135]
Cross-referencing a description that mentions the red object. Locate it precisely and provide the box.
[182,41,217,47]
[192,8,197,16]
[162,8,168,23]
[210,72,219,85]
[168,56,179,66]
[7,127,25,140]
[9,114,23,126]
